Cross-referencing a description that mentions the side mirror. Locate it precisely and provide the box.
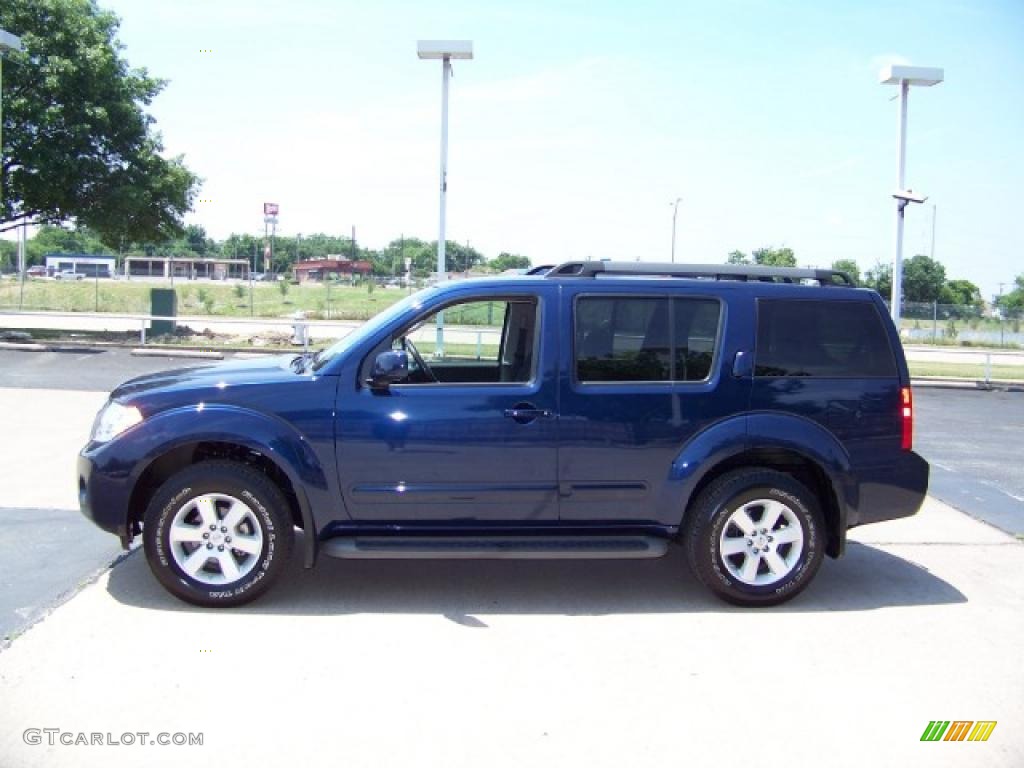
[368,350,409,390]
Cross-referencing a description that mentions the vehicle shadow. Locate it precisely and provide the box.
[105,537,966,617]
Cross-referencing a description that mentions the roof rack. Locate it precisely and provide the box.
[545,261,854,286]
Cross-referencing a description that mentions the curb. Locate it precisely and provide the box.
[0,337,296,355]
[0,341,48,352]
[130,348,224,360]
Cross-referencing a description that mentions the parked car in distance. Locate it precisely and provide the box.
[56,270,85,281]
[27,265,49,278]
[78,261,929,608]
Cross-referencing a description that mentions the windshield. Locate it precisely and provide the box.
[311,286,440,372]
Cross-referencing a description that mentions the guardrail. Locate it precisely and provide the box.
[0,309,336,350]
[903,345,1023,386]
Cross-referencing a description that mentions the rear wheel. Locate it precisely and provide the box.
[143,461,293,607]
[684,468,824,607]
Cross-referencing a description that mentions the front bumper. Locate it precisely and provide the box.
[78,448,133,548]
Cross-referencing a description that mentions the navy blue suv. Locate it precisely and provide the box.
[79,261,929,607]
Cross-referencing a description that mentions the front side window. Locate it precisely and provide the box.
[391,297,538,385]
[575,296,720,383]
[755,299,897,377]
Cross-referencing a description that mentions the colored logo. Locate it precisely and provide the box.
[921,721,997,742]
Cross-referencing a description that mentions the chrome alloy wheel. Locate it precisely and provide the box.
[718,498,804,586]
[168,493,264,585]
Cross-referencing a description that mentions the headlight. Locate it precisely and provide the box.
[90,401,143,443]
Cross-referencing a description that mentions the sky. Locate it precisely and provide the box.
[90,0,1024,299]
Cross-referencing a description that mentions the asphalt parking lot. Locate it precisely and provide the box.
[0,350,1022,767]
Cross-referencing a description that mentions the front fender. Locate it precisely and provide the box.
[87,403,329,567]
[132,403,328,494]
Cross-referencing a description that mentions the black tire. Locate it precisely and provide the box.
[143,461,294,607]
[684,468,825,607]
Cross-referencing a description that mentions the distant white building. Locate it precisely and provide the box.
[124,256,250,280]
[45,254,115,278]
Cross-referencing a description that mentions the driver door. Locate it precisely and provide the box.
[334,286,560,522]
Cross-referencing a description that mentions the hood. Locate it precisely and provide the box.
[110,354,306,402]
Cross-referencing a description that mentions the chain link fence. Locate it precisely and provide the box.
[897,301,1022,348]
[0,274,426,321]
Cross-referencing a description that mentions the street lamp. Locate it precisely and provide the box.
[670,197,682,263]
[417,39,473,357]
[880,64,943,326]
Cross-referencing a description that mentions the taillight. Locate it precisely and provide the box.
[900,386,913,451]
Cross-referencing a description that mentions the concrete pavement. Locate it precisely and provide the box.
[0,388,1022,767]
[0,389,125,644]
[0,499,1021,768]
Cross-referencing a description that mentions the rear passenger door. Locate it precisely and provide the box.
[557,287,747,525]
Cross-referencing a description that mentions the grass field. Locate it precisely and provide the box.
[0,278,407,320]
[908,361,1024,381]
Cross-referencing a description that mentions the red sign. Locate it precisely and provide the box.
[263,203,279,216]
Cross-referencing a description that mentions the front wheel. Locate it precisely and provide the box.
[143,461,294,607]
[684,468,825,607]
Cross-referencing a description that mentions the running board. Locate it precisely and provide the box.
[321,535,669,560]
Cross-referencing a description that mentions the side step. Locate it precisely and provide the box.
[322,535,670,560]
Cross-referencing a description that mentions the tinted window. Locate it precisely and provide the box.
[755,300,897,377]
[674,298,720,381]
[575,296,721,382]
[576,297,671,381]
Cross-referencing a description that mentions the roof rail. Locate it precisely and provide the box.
[546,261,854,286]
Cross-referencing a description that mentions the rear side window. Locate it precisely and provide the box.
[755,299,897,377]
[575,296,720,382]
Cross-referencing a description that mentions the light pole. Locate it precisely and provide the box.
[670,197,682,263]
[418,39,473,357]
[880,64,943,326]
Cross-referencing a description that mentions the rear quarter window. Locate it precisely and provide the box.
[755,299,897,378]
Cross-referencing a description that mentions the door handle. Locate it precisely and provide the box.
[504,403,553,424]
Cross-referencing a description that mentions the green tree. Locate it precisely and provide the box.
[24,224,110,266]
[490,252,531,272]
[831,259,861,286]
[752,247,796,267]
[726,250,750,264]
[1,0,199,242]
[995,274,1024,318]
[864,261,892,298]
[939,279,983,308]
[185,225,217,256]
[375,237,427,277]
[443,241,485,273]
[222,233,262,269]
[901,254,946,303]
[0,239,15,271]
